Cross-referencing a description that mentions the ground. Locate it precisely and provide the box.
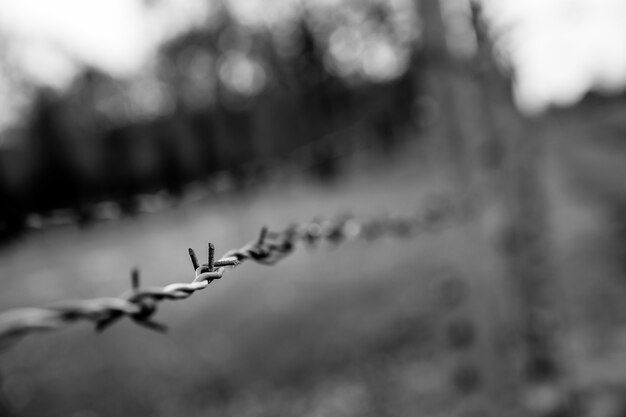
[0,137,624,417]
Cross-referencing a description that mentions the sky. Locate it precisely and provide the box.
[483,0,626,113]
[0,0,624,114]
[0,0,212,84]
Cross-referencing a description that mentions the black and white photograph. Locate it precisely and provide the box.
[0,0,624,415]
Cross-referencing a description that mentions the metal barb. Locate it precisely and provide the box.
[208,243,215,272]
[258,226,268,246]
[131,269,140,290]
[188,248,199,271]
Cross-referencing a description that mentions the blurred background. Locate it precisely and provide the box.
[0,0,625,415]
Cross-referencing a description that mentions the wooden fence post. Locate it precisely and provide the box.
[470,4,579,416]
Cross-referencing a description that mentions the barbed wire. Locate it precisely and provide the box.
[0,192,473,353]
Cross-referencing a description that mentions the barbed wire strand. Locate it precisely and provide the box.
[0,193,471,353]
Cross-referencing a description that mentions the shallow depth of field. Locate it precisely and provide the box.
[0,1,626,416]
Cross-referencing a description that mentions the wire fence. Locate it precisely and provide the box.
[0,192,473,354]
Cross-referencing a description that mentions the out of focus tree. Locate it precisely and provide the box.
[0,0,423,235]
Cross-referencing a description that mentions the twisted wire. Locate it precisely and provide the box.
[0,193,471,352]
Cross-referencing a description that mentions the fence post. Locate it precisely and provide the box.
[417,1,526,415]
[468,4,579,415]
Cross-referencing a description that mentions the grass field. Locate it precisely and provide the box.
[1,139,625,416]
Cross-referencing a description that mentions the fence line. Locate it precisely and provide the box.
[0,193,471,353]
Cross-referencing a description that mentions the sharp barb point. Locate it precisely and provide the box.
[258,226,268,245]
[189,248,200,271]
[135,319,168,333]
[131,269,140,290]
[208,243,215,271]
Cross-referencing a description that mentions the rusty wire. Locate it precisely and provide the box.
[0,193,472,352]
